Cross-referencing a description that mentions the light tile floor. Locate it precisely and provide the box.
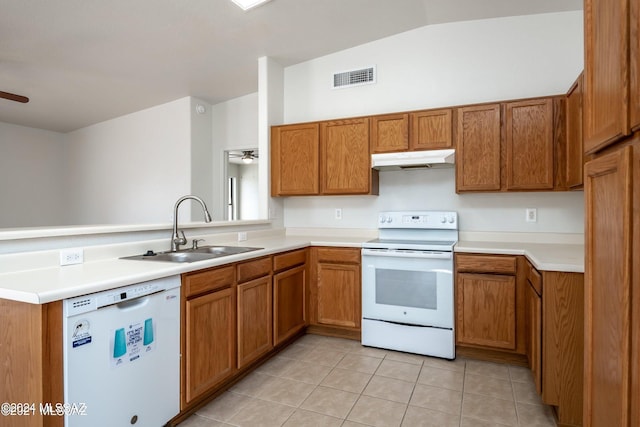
[180,334,556,427]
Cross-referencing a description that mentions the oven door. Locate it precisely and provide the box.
[361,248,453,329]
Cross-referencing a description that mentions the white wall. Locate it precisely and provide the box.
[0,122,68,227]
[211,92,259,221]
[284,12,584,122]
[259,56,285,225]
[65,97,192,225]
[282,12,585,234]
[190,98,214,221]
[284,168,584,233]
[239,163,259,220]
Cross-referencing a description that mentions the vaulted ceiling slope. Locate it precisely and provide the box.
[0,0,581,133]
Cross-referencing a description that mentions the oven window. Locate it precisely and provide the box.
[375,269,437,310]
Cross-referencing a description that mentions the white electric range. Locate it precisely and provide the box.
[361,211,458,359]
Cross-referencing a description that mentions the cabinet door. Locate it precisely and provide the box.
[505,99,554,190]
[271,123,319,196]
[542,272,584,426]
[632,0,640,131]
[410,108,453,150]
[566,74,584,188]
[370,113,409,153]
[184,288,236,406]
[584,0,630,153]
[456,273,516,350]
[237,276,272,369]
[274,264,306,346]
[456,104,502,192]
[320,118,375,195]
[584,146,634,427]
[316,262,361,329]
[526,280,542,395]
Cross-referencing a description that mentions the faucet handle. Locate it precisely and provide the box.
[174,230,187,247]
[192,239,205,250]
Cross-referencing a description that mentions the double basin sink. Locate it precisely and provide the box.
[122,245,263,263]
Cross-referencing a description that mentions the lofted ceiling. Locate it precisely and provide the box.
[0,0,582,133]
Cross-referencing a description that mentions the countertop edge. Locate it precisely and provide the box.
[1,236,585,305]
[455,241,585,273]
[0,238,366,305]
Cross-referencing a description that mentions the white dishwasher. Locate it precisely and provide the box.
[63,276,181,427]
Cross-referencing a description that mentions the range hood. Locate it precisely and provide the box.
[371,149,455,170]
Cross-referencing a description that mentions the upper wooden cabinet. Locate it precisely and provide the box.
[271,119,378,196]
[271,123,320,196]
[320,118,378,195]
[455,104,502,192]
[370,113,409,153]
[457,97,565,193]
[410,108,453,150]
[566,73,584,189]
[505,99,554,190]
[583,0,638,153]
[370,109,453,153]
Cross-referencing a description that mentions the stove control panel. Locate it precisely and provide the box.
[378,211,457,229]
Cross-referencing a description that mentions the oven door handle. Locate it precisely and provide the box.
[361,249,452,259]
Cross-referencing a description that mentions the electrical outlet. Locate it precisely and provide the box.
[335,208,342,220]
[526,208,537,223]
[238,231,247,241]
[60,248,84,266]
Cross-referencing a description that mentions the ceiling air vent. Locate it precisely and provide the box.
[333,66,376,89]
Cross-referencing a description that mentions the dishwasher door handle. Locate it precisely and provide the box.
[114,296,150,311]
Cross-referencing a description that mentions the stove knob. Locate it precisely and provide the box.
[387,217,393,223]
[448,216,455,224]
[441,216,447,223]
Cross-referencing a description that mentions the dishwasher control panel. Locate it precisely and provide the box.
[64,275,180,316]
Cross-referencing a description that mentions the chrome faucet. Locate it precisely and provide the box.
[171,195,212,252]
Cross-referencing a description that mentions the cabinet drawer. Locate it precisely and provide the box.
[527,263,543,296]
[273,249,307,272]
[315,247,361,264]
[237,256,272,283]
[183,265,235,298]
[456,254,517,275]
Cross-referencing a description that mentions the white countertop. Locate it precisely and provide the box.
[455,240,584,273]
[0,232,584,305]
[0,234,371,305]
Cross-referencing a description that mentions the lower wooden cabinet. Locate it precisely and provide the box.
[237,276,273,369]
[273,265,306,345]
[181,266,236,408]
[457,253,585,426]
[525,260,543,394]
[310,247,361,333]
[0,299,63,427]
[456,272,517,350]
[455,254,524,355]
[541,270,584,426]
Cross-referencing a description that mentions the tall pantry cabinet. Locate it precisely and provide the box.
[583,0,640,425]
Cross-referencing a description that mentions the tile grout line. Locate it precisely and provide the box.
[458,359,467,427]
[340,349,384,426]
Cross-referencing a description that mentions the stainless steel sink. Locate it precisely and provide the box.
[191,246,262,256]
[121,246,263,263]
